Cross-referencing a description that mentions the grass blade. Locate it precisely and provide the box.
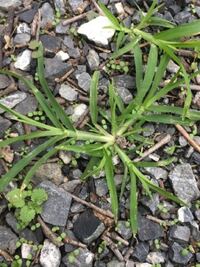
[57,143,104,157]
[98,2,121,29]
[0,130,63,148]
[144,54,169,103]
[129,169,138,235]
[0,70,62,128]
[133,43,143,94]
[0,136,62,192]
[111,37,141,59]
[89,71,100,125]
[120,165,128,199]
[135,44,158,105]
[37,44,74,130]
[155,20,200,40]
[0,102,61,132]
[81,157,102,180]
[142,114,190,125]
[104,149,118,221]
[22,147,58,188]
[116,31,125,50]
[137,0,158,30]
[147,16,175,28]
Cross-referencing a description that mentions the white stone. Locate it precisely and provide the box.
[14,49,32,71]
[17,23,31,34]
[0,92,27,114]
[21,243,33,259]
[77,16,115,46]
[71,103,87,122]
[40,240,61,267]
[56,51,69,61]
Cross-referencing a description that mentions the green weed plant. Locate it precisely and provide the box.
[0,1,200,234]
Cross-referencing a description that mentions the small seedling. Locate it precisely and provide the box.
[105,59,129,74]
[6,186,48,229]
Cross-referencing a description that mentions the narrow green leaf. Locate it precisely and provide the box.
[104,149,118,220]
[134,157,175,167]
[109,82,117,134]
[129,169,138,235]
[133,43,143,94]
[137,0,158,29]
[155,20,200,40]
[142,114,191,125]
[0,130,63,149]
[111,37,141,59]
[116,31,125,50]
[37,44,74,130]
[22,146,58,188]
[0,136,62,192]
[147,16,175,28]
[135,44,158,105]
[144,54,169,103]
[89,71,100,125]
[98,2,121,29]
[81,157,102,181]
[0,69,61,128]
[120,165,128,199]
[0,102,61,132]
[57,143,104,157]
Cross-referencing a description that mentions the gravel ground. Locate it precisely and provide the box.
[0,0,200,266]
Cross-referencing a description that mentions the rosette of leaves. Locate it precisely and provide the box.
[0,17,200,234]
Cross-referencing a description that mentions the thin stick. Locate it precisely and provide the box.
[62,13,87,26]
[106,232,129,246]
[90,0,104,15]
[37,216,64,247]
[69,193,114,218]
[63,236,87,249]
[102,235,124,262]
[55,68,75,83]
[146,215,170,226]
[175,124,200,153]
[37,216,86,249]
[134,134,171,162]
[0,249,13,262]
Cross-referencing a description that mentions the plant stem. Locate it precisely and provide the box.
[64,129,114,143]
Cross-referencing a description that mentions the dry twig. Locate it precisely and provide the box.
[0,249,13,262]
[106,232,129,246]
[70,193,114,219]
[175,124,200,153]
[37,216,64,247]
[62,13,88,26]
[102,235,124,262]
[37,216,86,249]
[134,134,171,162]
